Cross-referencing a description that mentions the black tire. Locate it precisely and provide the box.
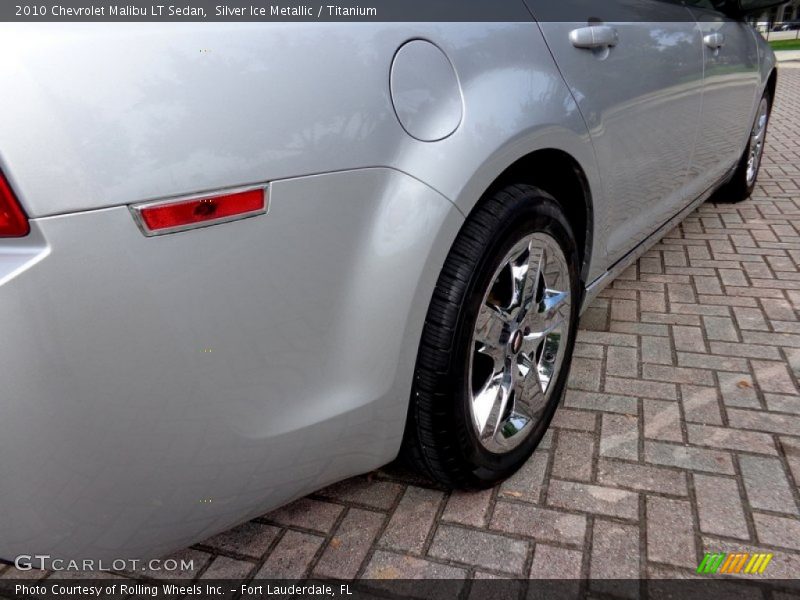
[402,184,581,489]
[720,89,772,203]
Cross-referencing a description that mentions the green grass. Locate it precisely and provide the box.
[769,39,800,51]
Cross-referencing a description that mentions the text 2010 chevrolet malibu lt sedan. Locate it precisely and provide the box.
[0,0,780,560]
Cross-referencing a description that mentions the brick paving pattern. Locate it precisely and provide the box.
[3,66,799,585]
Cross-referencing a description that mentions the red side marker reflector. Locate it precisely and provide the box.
[131,186,267,236]
[0,171,30,238]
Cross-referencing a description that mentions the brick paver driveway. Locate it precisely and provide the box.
[4,67,800,586]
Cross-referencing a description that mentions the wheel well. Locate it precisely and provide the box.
[483,149,593,284]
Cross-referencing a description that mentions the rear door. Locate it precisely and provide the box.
[683,1,761,196]
[524,0,705,265]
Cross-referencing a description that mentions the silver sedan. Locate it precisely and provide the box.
[0,0,779,560]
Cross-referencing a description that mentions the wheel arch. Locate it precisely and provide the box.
[468,149,595,288]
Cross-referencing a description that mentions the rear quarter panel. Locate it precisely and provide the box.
[0,18,605,559]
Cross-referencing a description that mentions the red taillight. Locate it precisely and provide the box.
[0,171,30,238]
[131,187,267,236]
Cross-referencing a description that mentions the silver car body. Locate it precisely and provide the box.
[0,4,775,560]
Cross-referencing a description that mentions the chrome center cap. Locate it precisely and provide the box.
[509,330,523,355]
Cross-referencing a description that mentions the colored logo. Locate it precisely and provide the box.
[697,552,773,575]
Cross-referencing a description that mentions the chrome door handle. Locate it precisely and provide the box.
[569,25,619,50]
[704,33,725,49]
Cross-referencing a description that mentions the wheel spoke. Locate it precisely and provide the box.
[520,312,567,357]
[519,243,545,322]
[474,303,510,368]
[536,329,563,392]
[472,368,512,442]
[475,302,509,342]
[541,289,570,322]
[512,370,547,421]
[526,288,570,340]
[502,352,548,431]
[505,242,534,319]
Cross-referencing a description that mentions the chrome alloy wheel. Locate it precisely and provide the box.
[469,232,572,454]
[746,98,769,188]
